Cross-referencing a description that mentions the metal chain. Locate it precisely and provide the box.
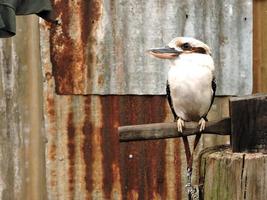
[185,168,200,200]
[189,186,199,200]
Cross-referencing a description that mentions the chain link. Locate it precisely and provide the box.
[185,168,200,200]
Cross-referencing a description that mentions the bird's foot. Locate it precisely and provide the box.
[198,118,206,132]
[177,118,185,133]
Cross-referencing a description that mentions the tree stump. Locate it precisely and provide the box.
[199,145,267,200]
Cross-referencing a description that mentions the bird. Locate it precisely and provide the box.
[148,37,216,133]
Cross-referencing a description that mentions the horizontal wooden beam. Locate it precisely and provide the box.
[119,118,231,142]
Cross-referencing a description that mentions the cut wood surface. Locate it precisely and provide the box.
[199,145,267,200]
[119,118,231,142]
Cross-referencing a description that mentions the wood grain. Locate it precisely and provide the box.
[119,118,231,142]
[199,146,267,200]
[230,94,267,153]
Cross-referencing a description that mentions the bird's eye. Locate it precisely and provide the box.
[182,43,191,50]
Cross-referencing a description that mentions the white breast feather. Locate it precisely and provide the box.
[168,53,214,121]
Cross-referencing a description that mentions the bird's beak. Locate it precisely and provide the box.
[147,46,183,59]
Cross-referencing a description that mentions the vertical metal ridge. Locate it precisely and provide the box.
[50,0,103,94]
[119,96,169,199]
[82,96,94,198]
[164,139,182,200]
[0,15,47,200]
[100,96,122,200]
[66,107,76,198]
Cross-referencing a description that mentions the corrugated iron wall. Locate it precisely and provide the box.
[41,53,229,199]
[41,21,228,199]
[1,0,267,200]
[0,16,46,200]
[48,0,252,95]
[40,1,233,198]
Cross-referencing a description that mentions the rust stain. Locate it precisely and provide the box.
[48,143,57,193]
[80,0,102,45]
[98,75,104,86]
[144,97,168,199]
[80,0,102,91]
[119,96,168,199]
[45,72,53,81]
[49,143,57,161]
[174,140,182,200]
[45,85,59,198]
[82,97,93,196]
[44,94,184,199]
[49,0,102,94]
[111,163,122,198]
[50,0,73,94]
[42,0,253,96]
[128,190,139,200]
[67,110,76,197]
[46,96,57,163]
[101,96,122,199]
[47,97,56,117]
[87,97,105,199]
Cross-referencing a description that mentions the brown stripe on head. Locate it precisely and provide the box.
[169,37,212,55]
[192,47,208,54]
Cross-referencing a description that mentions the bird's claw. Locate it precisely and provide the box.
[198,118,206,132]
[177,118,185,133]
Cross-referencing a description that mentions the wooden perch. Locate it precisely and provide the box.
[119,117,231,142]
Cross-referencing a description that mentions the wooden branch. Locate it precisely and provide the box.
[119,118,231,142]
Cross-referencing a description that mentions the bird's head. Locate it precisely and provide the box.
[147,37,212,59]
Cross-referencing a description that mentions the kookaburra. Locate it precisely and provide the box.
[148,37,216,132]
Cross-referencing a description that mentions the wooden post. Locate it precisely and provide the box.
[199,94,267,200]
[199,145,267,200]
[230,94,267,153]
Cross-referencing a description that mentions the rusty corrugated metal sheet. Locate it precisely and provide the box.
[42,80,180,199]
[41,22,230,199]
[2,1,267,200]
[0,15,231,200]
[45,0,252,95]
[42,95,230,200]
[42,94,192,200]
[0,16,46,200]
